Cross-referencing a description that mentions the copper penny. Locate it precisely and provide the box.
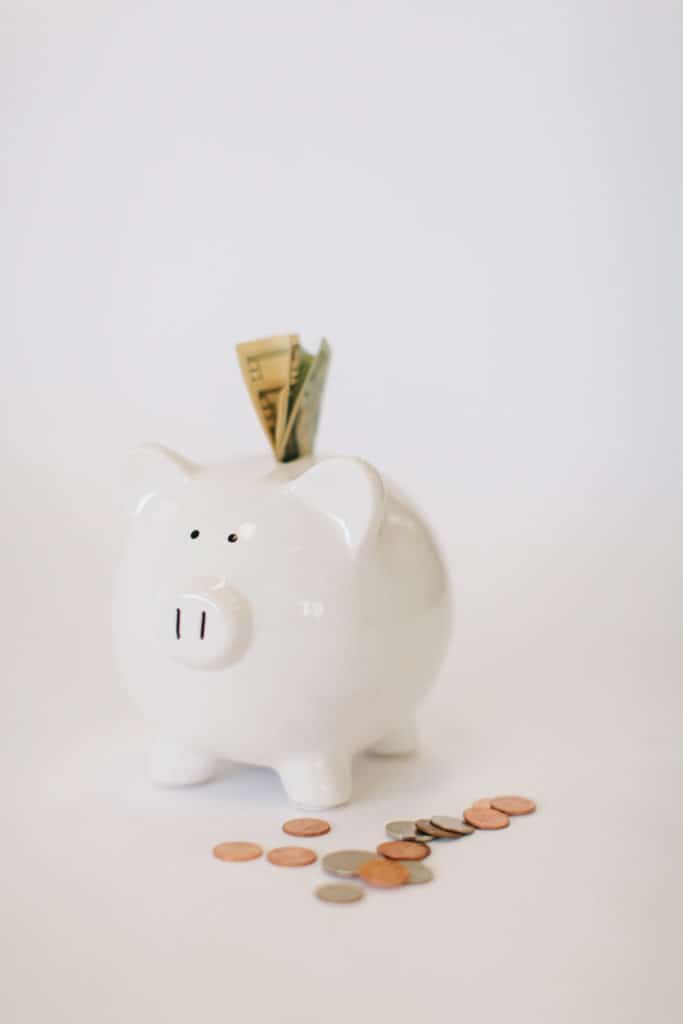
[282,817,331,837]
[213,841,263,862]
[463,806,510,830]
[490,795,536,815]
[359,858,409,888]
[267,846,318,867]
[415,819,465,839]
[377,840,430,861]
[471,797,492,809]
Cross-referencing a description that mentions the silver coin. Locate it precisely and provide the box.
[315,883,364,904]
[385,820,418,841]
[430,815,474,835]
[397,861,434,884]
[322,850,377,878]
[415,819,464,839]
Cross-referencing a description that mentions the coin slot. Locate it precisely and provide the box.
[200,610,207,639]
[175,608,181,639]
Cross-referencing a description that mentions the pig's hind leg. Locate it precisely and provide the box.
[278,753,352,809]
[367,720,417,756]
[149,736,219,787]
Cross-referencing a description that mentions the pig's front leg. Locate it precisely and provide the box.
[278,753,352,809]
[149,736,219,787]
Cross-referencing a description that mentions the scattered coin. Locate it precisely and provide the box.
[414,819,466,839]
[377,840,430,861]
[315,883,364,904]
[213,841,263,862]
[490,795,536,816]
[359,858,410,888]
[463,806,510,830]
[283,817,331,837]
[398,861,433,884]
[214,790,539,902]
[322,850,377,878]
[267,846,317,867]
[385,820,419,841]
[430,815,475,836]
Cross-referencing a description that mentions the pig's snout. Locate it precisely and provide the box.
[162,578,250,669]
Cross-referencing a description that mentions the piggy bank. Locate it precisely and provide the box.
[113,445,451,808]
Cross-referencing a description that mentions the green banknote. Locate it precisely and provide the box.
[236,334,331,462]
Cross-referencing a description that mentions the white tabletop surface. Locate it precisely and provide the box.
[2,3,681,1020]
[1,471,680,1024]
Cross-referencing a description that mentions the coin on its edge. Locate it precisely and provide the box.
[213,841,263,862]
[398,861,433,884]
[267,846,317,867]
[359,859,409,888]
[490,795,536,816]
[430,815,474,836]
[322,850,377,878]
[315,883,364,904]
[463,806,510,830]
[283,817,331,837]
[377,840,430,861]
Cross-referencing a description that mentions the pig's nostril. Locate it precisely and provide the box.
[165,585,247,667]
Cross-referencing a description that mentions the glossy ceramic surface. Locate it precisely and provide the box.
[113,446,452,807]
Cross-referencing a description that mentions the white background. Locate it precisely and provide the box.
[1,2,682,1022]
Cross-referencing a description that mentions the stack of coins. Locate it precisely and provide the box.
[211,797,538,905]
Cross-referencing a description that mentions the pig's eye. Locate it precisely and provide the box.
[190,529,200,539]
[227,533,238,543]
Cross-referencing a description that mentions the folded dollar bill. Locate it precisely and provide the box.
[236,334,331,462]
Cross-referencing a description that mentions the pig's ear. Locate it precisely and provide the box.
[122,444,198,517]
[287,457,384,554]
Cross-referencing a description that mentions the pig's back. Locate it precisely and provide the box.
[374,479,450,615]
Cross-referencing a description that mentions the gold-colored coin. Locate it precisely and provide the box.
[212,841,263,862]
[267,846,317,867]
[463,806,510,830]
[282,817,331,837]
[490,795,536,816]
[359,858,409,888]
[377,840,430,861]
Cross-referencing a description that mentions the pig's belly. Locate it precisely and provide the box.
[117,601,450,765]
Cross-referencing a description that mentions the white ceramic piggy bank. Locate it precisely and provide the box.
[113,445,451,808]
